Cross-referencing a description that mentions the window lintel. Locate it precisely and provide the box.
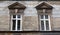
[35,2,53,9]
[8,2,26,9]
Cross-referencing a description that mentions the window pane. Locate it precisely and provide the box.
[12,20,16,30]
[45,15,48,19]
[46,21,49,30]
[17,15,20,18]
[41,21,44,30]
[41,15,44,19]
[17,20,20,30]
[13,15,16,18]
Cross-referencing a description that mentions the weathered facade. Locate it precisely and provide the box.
[0,1,60,35]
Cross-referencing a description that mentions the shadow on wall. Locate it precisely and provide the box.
[0,32,60,35]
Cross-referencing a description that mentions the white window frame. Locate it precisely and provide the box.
[40,9,51,31]
[11,15,22,31]
[40,15,51,31]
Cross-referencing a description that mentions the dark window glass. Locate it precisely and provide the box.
[17,15,20,18]
[17,20,20,30]
[45,15,48,19]
[41,21,44,30]
[41,15,44,19]
[12,20,16,30]
[13,15,16,18]
[46,21,49,30]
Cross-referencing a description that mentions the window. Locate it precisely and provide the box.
[35,2,53,31]
[40,15,51,31]
[11,15,22,31]
[8,2,26,31]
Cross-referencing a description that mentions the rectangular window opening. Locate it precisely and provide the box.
[17,20,20,30]
[13,15,16,18]
[11,15,22,31]
[17,15,21,18]
[40,15,50,31]
[41,20,44,30]
[12,20,16,30]
[41,15,44,19]
[45,15,48,19]
[46,20,49,30]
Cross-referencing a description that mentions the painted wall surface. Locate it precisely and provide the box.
[0,1,60,31]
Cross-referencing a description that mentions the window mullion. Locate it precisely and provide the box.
[48,15,51,31]
[44,15,46,31]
